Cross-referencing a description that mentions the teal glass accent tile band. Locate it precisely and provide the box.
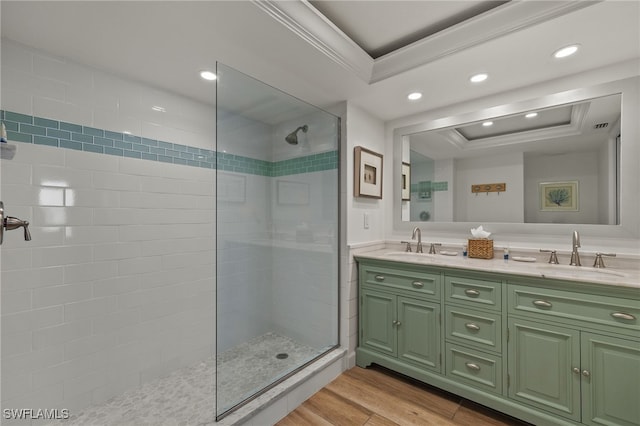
[216,150,338,176]
[432,181,449,191]
[1,110,338,177]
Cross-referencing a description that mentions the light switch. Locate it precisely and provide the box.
[364,213,370,229]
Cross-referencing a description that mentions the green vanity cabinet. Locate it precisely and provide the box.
[508,317,582,421]
[444,273,504,395]
[581,332,640,426]
[508,283,640,425]
[355,256,640,426]
[359,267,442,371]
[360,288,396,356]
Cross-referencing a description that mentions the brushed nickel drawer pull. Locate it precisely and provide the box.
[611,312,636,321]
[465,362,481,371]
[465,323,480,331]
[533,300,552,308]
[374,275,385,281]
[464,289,480,297]
[412,281,424,288]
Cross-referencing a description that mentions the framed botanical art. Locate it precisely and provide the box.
[540,180,579,211]
[401,162,411,201]
[354,146,383,199]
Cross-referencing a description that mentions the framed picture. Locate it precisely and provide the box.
[401,162,411,201]
[354,146,383,199]
[539,180,578,211]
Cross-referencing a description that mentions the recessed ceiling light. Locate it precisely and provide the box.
[407,92,422,101]
[553,44,580,59]
[470,73,488,83]
[482,121,493,127]
[525,112,538,118]
[200,70,217,81]
[151,106,166,112]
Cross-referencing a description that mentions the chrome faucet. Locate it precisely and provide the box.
[412,227,423,253]
[570,230,581,266]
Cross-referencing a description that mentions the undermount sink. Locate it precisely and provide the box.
[533,263,629,278]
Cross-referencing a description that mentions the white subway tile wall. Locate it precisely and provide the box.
[1,40,216,420]
[1,143,216,417]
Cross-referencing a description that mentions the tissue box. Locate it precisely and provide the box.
[468,239,493,259]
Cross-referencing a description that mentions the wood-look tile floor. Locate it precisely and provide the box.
[277,366,531,426]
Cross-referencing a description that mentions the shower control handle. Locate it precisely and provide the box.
[0,201,32,244]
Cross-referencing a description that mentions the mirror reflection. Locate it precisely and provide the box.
[402,93,621,225]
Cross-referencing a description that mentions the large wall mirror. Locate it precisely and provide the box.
[392,76,640,241]
[403,93,620,225]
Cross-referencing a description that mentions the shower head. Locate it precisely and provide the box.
[285,125,308,145]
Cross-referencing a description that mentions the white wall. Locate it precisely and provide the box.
[455,152,524,223]
[346,104,386,245]
[1,39,216,417]
[434,158,454,221]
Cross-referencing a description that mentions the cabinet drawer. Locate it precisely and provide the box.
[445,276,502,311]
[362,266,440,299]
[445,306,502,352]
[445,343,502,395]
[509,285,640,332]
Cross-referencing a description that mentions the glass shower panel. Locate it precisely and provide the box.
[216,63,339,418]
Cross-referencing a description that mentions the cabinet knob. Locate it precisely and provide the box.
[582,370,590,378]
[412,281,424,288]
[533,300,553,308]
[465,323,481,331]
[375,275,385,281]
[396,320,401,326]
[465,362,481,371]
[464,289,480,297]
[611,312,636,321]
[572,367,581,374]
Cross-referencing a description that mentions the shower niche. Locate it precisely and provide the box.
[215,63,340,419]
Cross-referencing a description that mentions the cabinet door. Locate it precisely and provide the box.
[508,318,581,422]
[397,296,440,371]
[361,288,396,356]
[581,332,640,426]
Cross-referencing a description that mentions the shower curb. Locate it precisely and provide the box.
[214,347,347,425]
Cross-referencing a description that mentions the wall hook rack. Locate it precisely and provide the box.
[472,183,506,196]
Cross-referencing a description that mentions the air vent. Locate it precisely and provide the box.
[594,122,609,129]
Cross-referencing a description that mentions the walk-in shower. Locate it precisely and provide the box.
[215,63,340,419]
[0,36,338,425]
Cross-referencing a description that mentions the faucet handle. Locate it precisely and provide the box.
[428,243,442,254]
[400,241,412,252]
[593,252,616,268]
[540,249,559,264]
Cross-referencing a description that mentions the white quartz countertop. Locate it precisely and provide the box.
[354,248,640,289]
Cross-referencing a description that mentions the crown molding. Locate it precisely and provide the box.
[439,102,591,153]
[371,1,600,83]
[253,0,601,85]
[251,0,373,82]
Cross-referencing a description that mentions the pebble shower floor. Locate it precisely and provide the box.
[44,333,318,426]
